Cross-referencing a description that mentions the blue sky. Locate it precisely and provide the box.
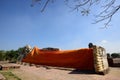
[0,0,120,53]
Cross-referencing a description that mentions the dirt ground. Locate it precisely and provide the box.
[0,73,6,80]
[9,64,120,80]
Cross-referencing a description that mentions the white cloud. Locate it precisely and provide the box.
[96,40,108,47]
[100,41,120,53]
[101,40,108,44]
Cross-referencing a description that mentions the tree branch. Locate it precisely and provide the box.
[31,0,120,28]
[94,5,120,28]
[41,0,50,12]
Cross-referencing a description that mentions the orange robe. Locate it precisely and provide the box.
[22,47,94,70]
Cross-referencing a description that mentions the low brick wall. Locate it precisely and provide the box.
[108,58,120,67]
[0,63,20,70]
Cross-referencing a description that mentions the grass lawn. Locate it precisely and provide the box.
[0,70,21,80]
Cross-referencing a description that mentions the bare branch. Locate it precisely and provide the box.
[41,0,50,12]
[64,0,120,27]
[31,0,120,28]
[72,0,90,11]
[31,0,41,7]
[94,5,120,28]
[31,0,51,12]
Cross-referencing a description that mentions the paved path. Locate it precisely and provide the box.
[12,64,120,80]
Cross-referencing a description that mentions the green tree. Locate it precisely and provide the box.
[3,50,19,62]
[0,50,6,61]
[0,47,25,62]
[0,51,4,61]
[111,53,120,58]
[107,53,111,58]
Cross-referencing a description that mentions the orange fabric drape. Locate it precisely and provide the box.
[22,47,94,70]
